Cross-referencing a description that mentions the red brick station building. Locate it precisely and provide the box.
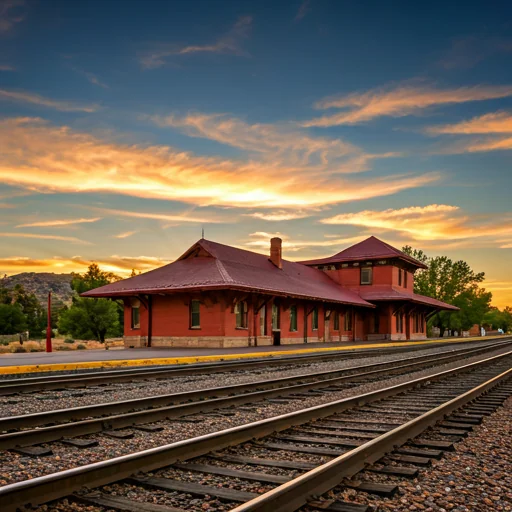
[84,236,458,349]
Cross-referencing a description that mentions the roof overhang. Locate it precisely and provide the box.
[81,284,375,308]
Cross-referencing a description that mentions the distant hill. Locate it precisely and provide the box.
[1,273,74,306]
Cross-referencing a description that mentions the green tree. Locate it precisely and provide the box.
[58,264,123,342]
[58,297,120,342]
[483,306,512,332]
[11,284,46,337]
[402,246,491,332]
[0,303,27,335]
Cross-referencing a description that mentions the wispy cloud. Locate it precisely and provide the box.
[90,207,224,224]
[151,111,397,172]
[427,111,512,153]
[0,0,25,34]
[0,255,169,275]
[0,117,438,209]
[72,68,109,89]
[303,83,512,127]
[0,89,99,112]
[0,232,90,244]
[16,217,101,228]
[440,36,512,70]
[140,16,252,69]
[321,204,512,244]
[114,231,137,239]
[294,0,311,22]
[0,64,15,71]
[427,111,512,135]
[244,210,314,221]
[243,231,364,254]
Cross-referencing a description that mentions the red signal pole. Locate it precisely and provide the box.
[46,291,52,353]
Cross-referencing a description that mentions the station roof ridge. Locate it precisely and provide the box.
[299,235,428,269]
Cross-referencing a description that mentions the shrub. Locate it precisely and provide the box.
[64,338,75,344]
[77,343,86,350]
[56,345,71,351]
[29,348,42,352]
[11,346,27,353]
[0,340,10,346]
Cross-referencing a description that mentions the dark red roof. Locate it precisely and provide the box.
[82,239,374,307]
[300,236,428,269]
[357,286,459,310]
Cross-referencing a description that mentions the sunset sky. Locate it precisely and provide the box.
[1,0,511,308]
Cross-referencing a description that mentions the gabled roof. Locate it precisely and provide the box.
[300,236,428,269]
[357,286,459,311]
[82,239,374,307]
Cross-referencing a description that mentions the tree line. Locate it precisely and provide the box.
[402,246,512,333]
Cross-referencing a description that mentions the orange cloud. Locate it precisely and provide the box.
[321,204,512,243]
[427,111,512,134]
[90,207,224,224]
[244,231,365,253]
[0,255,169,276]
[151,112,391,172]
[114,231,137,239]
[244,210,314,221]
[16,217,101,228]
[427,111,512,153]
[140,16,252,69]
[0,117,439,208]
[0,232,90,244]
[0,89,99,112]
[303,84,512,127]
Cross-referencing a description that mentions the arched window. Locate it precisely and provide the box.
[235,301,248,329]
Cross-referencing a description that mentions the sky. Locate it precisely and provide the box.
[0,0,511,308]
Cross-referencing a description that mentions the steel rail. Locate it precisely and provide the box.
[231,366,512,512]
[0,337,507,395]
[0,349,510,512]
[0,340,508,449]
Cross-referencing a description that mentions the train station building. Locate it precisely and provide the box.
[83,236,458,348]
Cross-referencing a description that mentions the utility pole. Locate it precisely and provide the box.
[46,291,52,353]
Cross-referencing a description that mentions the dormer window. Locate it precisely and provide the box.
[360,267,372,285]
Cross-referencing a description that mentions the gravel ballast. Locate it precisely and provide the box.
[0,348,510,487]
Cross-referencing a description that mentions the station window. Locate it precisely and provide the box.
[404,271,408,288]
[344,310,352,331]
[333,311,339,331]
[360,267,372,285]
[398,269,403,286]
[272,303,280,330]
[131,306,140,329]
[289,305,298,332]
[235,301,248,329]
[312,307,318,330]
[190,300,200,329]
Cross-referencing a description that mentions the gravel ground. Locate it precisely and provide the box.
[0,341,506,418]
[1,350,510,487]
[317,393,512,512]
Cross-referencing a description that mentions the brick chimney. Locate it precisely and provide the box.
[269,237,282,269]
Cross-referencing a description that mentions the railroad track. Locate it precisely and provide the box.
[0,337,506,394]
[0,339,510,450]
[0,349,510,512]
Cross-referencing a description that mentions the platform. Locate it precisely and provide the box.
[0,335,507,374]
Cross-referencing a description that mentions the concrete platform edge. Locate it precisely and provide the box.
[0,336,508,375]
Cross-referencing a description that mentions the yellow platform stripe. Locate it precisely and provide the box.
[0,335,507,375]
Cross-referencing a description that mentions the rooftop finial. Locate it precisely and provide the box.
[201,227,205,239]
